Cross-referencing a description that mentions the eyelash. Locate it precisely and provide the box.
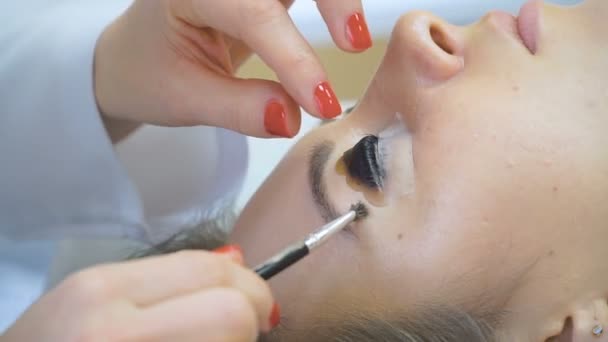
[343,135,385,190]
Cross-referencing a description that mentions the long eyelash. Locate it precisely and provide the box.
[343,135,385,189]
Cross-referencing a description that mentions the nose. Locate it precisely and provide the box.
[353,12,465,132]
[390,11,464,84]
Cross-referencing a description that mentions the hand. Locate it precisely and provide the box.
[2,247,278,342]
[94,0,371,139]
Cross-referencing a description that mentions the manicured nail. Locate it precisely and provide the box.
[346,12,372,50]
[269,303,281,329]
[264,101,292,138]
[213,245,243,264]
[314,82,342,119]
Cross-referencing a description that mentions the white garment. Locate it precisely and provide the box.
[0,0,248,244]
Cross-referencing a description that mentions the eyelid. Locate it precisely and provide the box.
[376,119,416,200]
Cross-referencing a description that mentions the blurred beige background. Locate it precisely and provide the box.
[238,40,389,100]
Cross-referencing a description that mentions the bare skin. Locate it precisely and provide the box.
[95,0,372,140]
[3,0,371,340]
[232,1,608,340]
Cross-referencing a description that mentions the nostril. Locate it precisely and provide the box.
[430,24,454,55]
[389,12,463,83]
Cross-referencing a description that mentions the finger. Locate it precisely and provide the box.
[227,0,296,73]
[180,67,302,138]
[315,0,372,52]
[227,38,252,70]
[130,288,260,341]
[280,0,296,9]
[227,1,295,71]
[174,0,342,119]
[87,250,276,329]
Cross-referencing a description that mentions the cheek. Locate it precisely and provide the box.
[463,26,528,77]
[387,132,543,293]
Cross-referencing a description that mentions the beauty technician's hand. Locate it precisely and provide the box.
[1,247,279,342]
[95,0,372,140]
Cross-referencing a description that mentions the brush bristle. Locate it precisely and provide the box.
[350,201,369,221]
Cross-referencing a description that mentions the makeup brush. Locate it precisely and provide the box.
[254,202,369,280]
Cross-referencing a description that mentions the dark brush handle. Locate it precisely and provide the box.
[254,244,309,280]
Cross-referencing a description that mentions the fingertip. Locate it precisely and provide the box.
[269,303,281,329]
[314,81,342,119]
[213,245,244,265]
[286,100,302,138]
[264,94,302,138]
[329,12,374,53]
[264,101,288,137]
[316,1,373,52]
[346,12,373,51]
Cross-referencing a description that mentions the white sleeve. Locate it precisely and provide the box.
[0,1,148,241]
[114,126,249,244]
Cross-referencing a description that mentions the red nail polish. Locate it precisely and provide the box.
[346,12,372,50]
[269,303,281,329]
[213,245,243,264]
[314,82,342,119]
[264,101,292,138]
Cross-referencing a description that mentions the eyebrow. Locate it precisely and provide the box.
[308,141,339,223]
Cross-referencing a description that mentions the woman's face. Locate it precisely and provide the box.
[232,0,608,339]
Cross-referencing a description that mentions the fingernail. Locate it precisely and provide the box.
[213,245,243,264]
[264,101,292,138]
[346,12,372,50]
[269,303,281,329]
[314,82,342,119]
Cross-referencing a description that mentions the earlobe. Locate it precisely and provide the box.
[545,298,608,342]
[546,317,573,342]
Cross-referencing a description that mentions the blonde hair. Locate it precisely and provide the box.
[260,307,501,342]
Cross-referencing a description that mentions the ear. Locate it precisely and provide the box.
[545,318,573,342]
[546,298,608,341]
